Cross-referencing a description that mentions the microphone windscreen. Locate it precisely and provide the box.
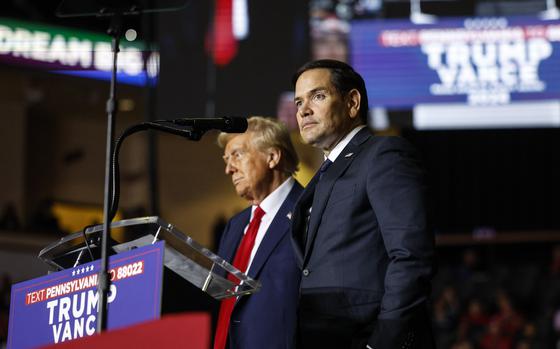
[224,117,248,133]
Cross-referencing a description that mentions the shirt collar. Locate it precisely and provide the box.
[252,177,294,219]
[326,125,366,162]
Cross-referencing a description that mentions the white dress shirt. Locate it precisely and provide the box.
[325,125,367,162]
[243,177,295,273]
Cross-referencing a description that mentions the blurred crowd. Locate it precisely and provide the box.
[432,246,560,349]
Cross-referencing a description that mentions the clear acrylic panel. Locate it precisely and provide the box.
[38,216,261,300]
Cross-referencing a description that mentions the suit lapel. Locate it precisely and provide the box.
[247,182,303,279]
[291,175,319,266]
[303,128,371,262]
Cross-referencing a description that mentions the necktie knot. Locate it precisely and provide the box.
[252,205,265,223]
[319,159,332,180]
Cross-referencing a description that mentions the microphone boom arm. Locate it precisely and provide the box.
[108,121,206,223]
[109,116,246,222]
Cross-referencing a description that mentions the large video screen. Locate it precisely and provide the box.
[350,16,560,108]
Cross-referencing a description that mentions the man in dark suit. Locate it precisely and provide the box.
[214,116,302,349]
[291,60,435,349]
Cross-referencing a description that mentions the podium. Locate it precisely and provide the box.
[38,216,260,300]
[8,217,260,349]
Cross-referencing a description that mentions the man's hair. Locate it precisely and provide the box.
[217,116,299,176]
[292,59,369,124]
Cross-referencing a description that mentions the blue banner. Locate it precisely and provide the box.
[350,16,560,108]
[7,242,164,349]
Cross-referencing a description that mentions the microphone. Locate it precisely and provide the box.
[166,117,248,133]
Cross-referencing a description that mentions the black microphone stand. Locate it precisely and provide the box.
[97,12,123,333]
[54,0,189,334]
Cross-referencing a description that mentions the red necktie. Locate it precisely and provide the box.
[211,0,238,66]
[213,206,266,349]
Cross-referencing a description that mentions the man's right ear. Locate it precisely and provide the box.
[346,89,361,119]
[266,147,282,169]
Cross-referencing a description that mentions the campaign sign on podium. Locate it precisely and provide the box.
[7,241,164,349]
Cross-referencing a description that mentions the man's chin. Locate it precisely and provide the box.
[303,137,323,148]
[300,132,317,145]
[235,188,251,201]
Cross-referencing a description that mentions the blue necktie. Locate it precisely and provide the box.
[318,159,333,180]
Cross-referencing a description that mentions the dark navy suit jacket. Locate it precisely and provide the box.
[217,181,303,349]
[291,129,435,349]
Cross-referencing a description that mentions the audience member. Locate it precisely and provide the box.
[459,298,490,344]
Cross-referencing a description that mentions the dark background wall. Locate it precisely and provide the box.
[405,128,560,234]
[157,0,309,118]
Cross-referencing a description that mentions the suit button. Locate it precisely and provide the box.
[302,269,310,276]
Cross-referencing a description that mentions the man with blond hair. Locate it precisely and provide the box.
[213,116,302,349]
